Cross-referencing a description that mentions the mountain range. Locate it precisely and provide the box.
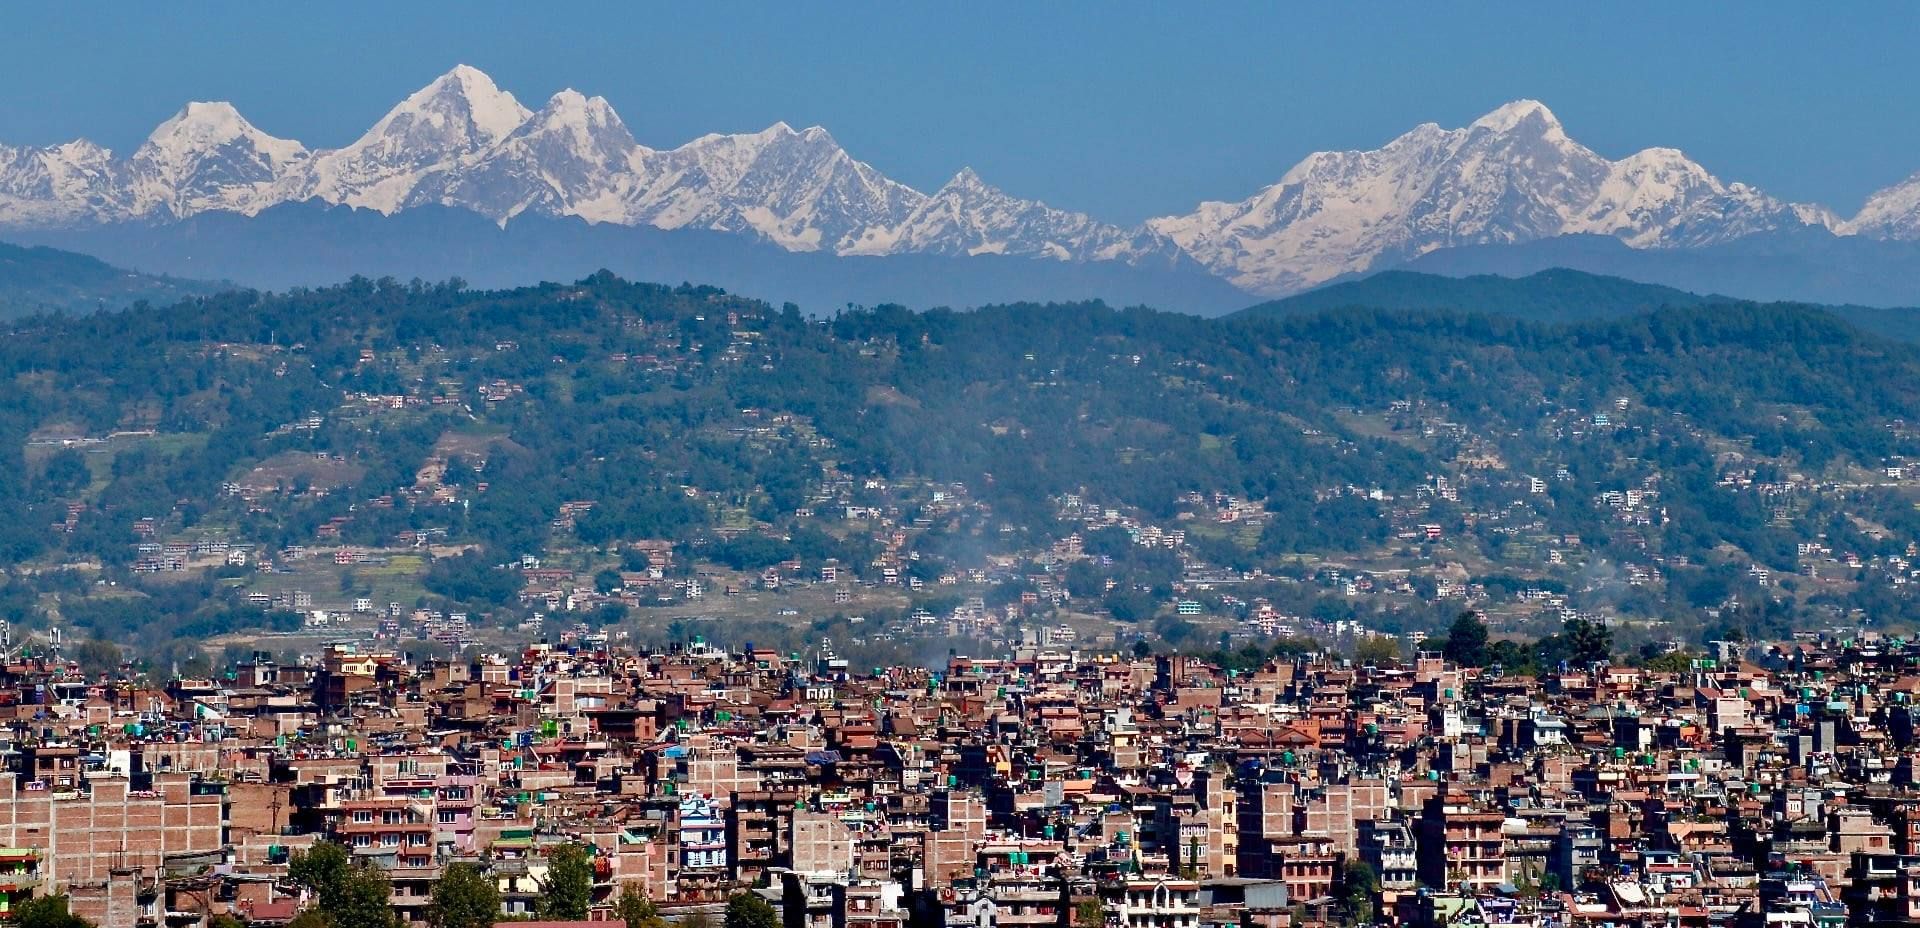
[8,65,1920,305]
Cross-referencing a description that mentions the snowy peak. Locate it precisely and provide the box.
[624,121,924,252]
[7,77,1920,293]
[1843,171,1920,240]
[1150,99,1835,294]
[126,101,307,217]
[289,64,534,212]
[1468,99,1564,137]
[409,87,647,224]
[352,63,533,159]
[408,64,533,146]
[0,138,122,225]
[940,166,990,193]
[143,102,302,158]
[846,167,1174,263]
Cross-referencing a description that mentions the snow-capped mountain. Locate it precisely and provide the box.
[1148,100,1836,294]
[406,88,648,224]
[125,101,308,218]
[0,139,122,226]
[844,167,1170,262]
[621,122,925,252]
[281,64,532,213]
[1844,172,1920,240]
[5,69,1920,297]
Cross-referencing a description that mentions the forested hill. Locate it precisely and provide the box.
[5,271,1920,657]
[1237,267,1920,343]
[0,241,226,317]
[1236,268,1718,323]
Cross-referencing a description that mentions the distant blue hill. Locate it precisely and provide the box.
[1234,266,1920,343]
[0,240,226,317]
[8,202,1253,316]
[1395,230,1920,309]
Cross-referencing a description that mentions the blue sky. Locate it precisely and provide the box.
[4,1,1918,222]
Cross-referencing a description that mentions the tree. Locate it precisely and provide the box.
[684,912,716,928]
[428,862,502,928]
[541,843,595,921]
[208,916,247,928]
[1130,639,1152,659]
[1643,650,1695,673]
[1441,612,1489,667]
[15,895,93,928]
[1351,635,1400,666]
[75,638,122,677]
[1341,860,1379,925]
[1074,899,1106,928]
[616,883,668,928]
[288,841,352,908]
[40,448,91,496]
[285,912,331,928]
[336,864,400,928]
[289,841,396,928]
[725,891,780,928]
[595,568,625,594]
[1563,617,1613,665]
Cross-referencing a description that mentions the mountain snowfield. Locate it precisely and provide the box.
[2,67,1918,295]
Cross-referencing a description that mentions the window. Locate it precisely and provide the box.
[382,833,401,847]
[353,810,373,823]
[352,835,371,847]
[438,810,458,824]
[410,833,429,846]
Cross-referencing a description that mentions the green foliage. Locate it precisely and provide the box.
[616,884,667,928]
[1341,860,1380,925]
[7,270,1920,648]
[288,841,352,906]
[74,638,121,677]
[40,449,91,495]
[1352,635,1400,666]
[725,891,780,928]
[1442,612,1490,667]
[594,568,624,594]
[428,862,502,928]
[424,551,520,606]
[1075,899,1106,928]
[14,894,94,928]
[1560,617,1614,666]
[288,841,397,928]
[1238,269,1709,326]
[540,843,595,921]
[0,241,224,318]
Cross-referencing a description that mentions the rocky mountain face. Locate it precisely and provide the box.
[1,71,1914,296]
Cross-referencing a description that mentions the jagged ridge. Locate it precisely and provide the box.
[2,73,1915,295]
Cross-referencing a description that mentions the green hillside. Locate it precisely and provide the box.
[1,271,1918,661]
[0,240,227,317]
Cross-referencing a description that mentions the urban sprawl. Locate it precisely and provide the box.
[0,632,1913,928]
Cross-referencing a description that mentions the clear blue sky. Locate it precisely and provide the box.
[4,1,1918,222]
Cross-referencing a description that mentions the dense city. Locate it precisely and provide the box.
[0,627,1914,928]
[7,17,1920,928]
